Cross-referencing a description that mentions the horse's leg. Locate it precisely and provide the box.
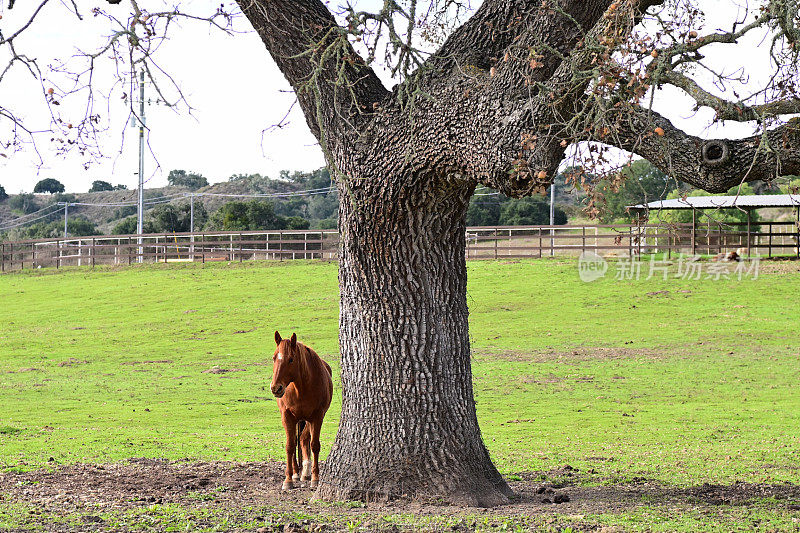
[300,423,312,481]
[308,417,323,489]
[281,411,297,490]
[292,454,301,482]
[291,422,301,482]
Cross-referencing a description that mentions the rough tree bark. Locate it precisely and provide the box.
[236,0,800,505]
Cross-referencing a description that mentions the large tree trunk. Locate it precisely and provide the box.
[314,173,513,506]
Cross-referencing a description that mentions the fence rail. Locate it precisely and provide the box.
[2,222,798,272]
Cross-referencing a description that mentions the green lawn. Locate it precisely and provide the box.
[1,259,799,530]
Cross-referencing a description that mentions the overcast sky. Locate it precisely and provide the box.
[0,1,788,194]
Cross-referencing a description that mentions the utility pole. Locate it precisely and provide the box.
[549,180,555,257]
[136,69,146,263]
[63,202,69,239]
[189,194,195,261]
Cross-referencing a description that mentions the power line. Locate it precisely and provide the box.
[195,187,335,199]
[0,205,65,230]
[0,203,62,224]
[65,192,189,207]
[0,187,338,233]
[54,187,336,208]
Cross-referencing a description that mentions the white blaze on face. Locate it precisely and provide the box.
[277,352,284,361]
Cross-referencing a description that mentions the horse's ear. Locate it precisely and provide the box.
[274,331,282,345]
[290,333,297,348]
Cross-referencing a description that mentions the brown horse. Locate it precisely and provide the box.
[270,331,333,490]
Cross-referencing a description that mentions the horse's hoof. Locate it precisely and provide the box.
[282,481,295,491]
[309,480,318,489]
[301,475,311,482]
[292,473,300,482]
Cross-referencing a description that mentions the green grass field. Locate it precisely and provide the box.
[2,259,800,531]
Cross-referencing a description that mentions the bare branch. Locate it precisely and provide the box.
[661,69,800,121]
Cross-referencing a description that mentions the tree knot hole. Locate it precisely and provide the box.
[702,140,730,167]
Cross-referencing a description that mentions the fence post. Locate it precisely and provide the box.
[279,231,283,261]
[240,233,244,262]
[796,207,799,258]
[128,237,132,265]
[538,228,542,258]
[1,243,4,272]
[202,234,206,264]
[494,228,498,259]
[582,226,586,254]
[767,222,772,258]
[667,231,671,260]
[629,227,633,257]
[91,238,96,268]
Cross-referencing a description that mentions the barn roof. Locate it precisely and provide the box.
[628,194,800,211]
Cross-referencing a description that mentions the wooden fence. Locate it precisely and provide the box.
[1,222,798,272]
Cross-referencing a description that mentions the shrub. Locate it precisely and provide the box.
[8,194,38,214]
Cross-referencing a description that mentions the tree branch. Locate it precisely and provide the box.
[235,0,389,143]
[661,69,800,122]
[608,106,800,191]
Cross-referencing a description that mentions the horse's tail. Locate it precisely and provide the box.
[296,419,306,471]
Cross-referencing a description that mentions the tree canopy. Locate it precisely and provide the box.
[167,170,209,190]
[89,180,114,193]
[33,179,65,194]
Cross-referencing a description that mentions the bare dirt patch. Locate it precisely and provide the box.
[57,359,89,367]
[484,346,669,363]
[2,461,799,531]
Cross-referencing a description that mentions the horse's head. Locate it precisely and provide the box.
[271,330,300,398]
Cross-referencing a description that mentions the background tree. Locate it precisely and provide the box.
[113,216,154,235]
[2,0,800,507]
[89,180,114,193]
[33,179,65,194]
[466,194,568,226]
[285,216,310,230]
[596,160,677,223]
[466,197,502,226]
[148,202,207,233]
[502,197,568,226]
[10,217,97,240]
[204,200,305,231]
[0,185,7,202]
[167,170,209,190]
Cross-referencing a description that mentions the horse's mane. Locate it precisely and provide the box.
[288,340,314,381]
[296,342,311,380]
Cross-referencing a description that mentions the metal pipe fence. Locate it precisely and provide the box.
[2,222,798,272]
